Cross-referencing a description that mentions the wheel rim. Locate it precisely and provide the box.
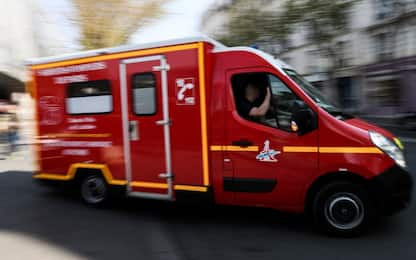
[324,192,364,230]
[81,176,107,204]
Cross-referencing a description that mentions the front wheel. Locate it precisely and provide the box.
[80,175,108,206]
[312,181,374,236]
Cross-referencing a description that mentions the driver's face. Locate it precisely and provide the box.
[245,84,260,102]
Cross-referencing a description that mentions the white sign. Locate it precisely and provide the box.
[176,78,195,105]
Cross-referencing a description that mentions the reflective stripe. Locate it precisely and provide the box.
[131,182,168,189]
[31,43,200,70]
[210,145,259,152]
[128,182,208,192]
[283,146,382,154]
[175,185,208,192]
[198,42,210,186]
[283,146,318,153]
[211,145,382,154]
[319,147,382,154]
[33,163,127,185]
[33,164,208,192]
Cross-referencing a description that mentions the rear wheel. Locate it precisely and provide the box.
[312,181,374,236]
[80,175,108,206]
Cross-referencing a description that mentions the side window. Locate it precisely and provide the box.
[66,80,112,115]
[231,72,301,132]
[132,73,157,115]
[269,74,301,131]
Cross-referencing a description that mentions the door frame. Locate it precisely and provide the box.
[119,55,173,200]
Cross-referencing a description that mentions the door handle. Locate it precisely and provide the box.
[129,120,139,141]
[155,119,172,126]
[232,139,253,147]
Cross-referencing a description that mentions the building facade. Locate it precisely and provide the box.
[0,0,66,101]
[202,0,416,117]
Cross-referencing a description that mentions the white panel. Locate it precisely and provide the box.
[66,95,112,114]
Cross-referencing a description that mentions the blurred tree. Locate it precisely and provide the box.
[218,0,356,53]
[215,0,301,50]
[71,0,167,50]
[280,0,358,91]
[289,0,356,67]
[214,0,357,87]
[215,0,275,47]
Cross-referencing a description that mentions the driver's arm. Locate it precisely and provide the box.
[249,88,271,117]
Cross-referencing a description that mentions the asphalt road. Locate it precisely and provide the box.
[1,139,416,260]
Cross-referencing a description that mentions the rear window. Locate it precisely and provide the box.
[66,80,112,115]
[132,73,157,115]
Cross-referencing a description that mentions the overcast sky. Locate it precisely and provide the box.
[38,0,218,51]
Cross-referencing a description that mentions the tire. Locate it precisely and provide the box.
[80,175,108,206]
[312,181,374,236]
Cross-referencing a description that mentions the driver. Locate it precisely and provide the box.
[238,83,271,119]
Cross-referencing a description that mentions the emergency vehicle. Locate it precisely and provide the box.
[27,36,412,235]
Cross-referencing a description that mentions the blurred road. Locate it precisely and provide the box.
[0,137,415,259]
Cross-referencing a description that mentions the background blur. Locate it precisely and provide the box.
[1,0,416,161]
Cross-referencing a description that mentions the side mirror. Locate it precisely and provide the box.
[291,100,317,135]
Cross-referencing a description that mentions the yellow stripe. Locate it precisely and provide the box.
[283,146,318,153]
[42,133,112,138]
[122,182,209,192]
[131,181,168,189]
[33,173,72,181]
[394,138,404,150]
[110,180,129,185]
[31,43,200,70]
[282,146,382,154]
[198,42,210,186]
[34,172,207,192]
[319,147,383,154]
[33,163,128,185]
[211,145,381,154]
[210,145,259,152]
[174,185,208,192]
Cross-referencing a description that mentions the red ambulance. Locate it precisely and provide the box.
[27,37,412,235]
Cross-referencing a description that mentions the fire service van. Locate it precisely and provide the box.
[27,36,412,235]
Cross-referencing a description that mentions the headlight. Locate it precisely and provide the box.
[369,131,406,168]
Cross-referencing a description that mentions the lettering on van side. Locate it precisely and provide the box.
[39,96,63,126]
[54,74,88,85]
[43,141,112,148]
[67,117,97,131]
[37,62,107,77]
[62,149,90,156]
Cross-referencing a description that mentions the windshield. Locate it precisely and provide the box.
[283,69,342,115]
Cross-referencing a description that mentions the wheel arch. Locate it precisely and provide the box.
[73,167,107,183]
[70,163,126,186]
[304,171,368,214]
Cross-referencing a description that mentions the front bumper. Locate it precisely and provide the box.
[369,165,413,215]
